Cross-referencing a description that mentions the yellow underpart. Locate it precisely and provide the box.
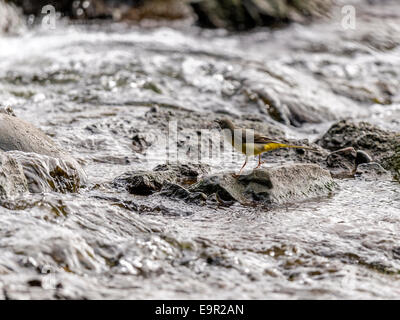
[238,142,289,156]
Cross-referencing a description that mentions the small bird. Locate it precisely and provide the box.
[215,119,316,176]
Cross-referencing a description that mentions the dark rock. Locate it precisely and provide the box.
[8,0,110,19]
[0,106,16,117]
[355,150,373,167]
[154,162,209,184]
[131,132,152,153]
[326,147,357,178]
[190,0,332,30]
[355,162,392,181]
[188,174,237,203]
[114,162,210,195]
[0,151,29,199]
[318,120,400,178]
[8,0,193,22]
[114,170,173,195]
[190,164,337,205]
[27,279,42,287]
[318,120,397,155]
[159,182,207,204]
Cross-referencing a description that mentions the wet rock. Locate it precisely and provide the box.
[8,0,109,19]
[326,147,356,179]
[114,170,175,195]
[0,151,29,199]
[8,151,84,193]
[0,114,86,189]
[9,0,193,23]
[159,182,207,204]
[131,131,152,154]
[190,0,332,30]
[190,164,336,205]
[318,120,400,177]
[355,150,373,167]
[355,163,392,181]
[0,114,76,162]
[153,162,210,184]
[325,147,374,179]
[245,68,346,127]
[383,147,400,181]
[120,0,193,23]
[318,120,397,156]
[114,162,210,195]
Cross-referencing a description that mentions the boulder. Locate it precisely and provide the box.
[7,151,83,193]
[0,113,86,190]
[318,120,400,178]
[190,0,332,30]
[0,151,29,199]
[0,114,67,158]
[190,163,337,205]
[325,147,374,179]
[113,162,209,195]
[114,170,175,195]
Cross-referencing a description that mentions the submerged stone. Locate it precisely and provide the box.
[190,163,337,205]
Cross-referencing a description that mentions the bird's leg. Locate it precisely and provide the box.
[233,156,248,177]
[255,154,264,169]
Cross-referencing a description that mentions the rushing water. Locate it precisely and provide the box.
[0,0,400,299]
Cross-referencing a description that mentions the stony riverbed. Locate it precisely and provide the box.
[0,0,400,299]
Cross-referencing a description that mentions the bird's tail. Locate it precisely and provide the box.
[282,144,318,151]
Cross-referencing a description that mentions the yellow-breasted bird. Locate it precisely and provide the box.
[215,119,316,176]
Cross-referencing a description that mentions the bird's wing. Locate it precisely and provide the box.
[232,129,280,144]
[253,133,280,144]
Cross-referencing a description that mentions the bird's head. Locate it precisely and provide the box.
[214,118,235,130]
